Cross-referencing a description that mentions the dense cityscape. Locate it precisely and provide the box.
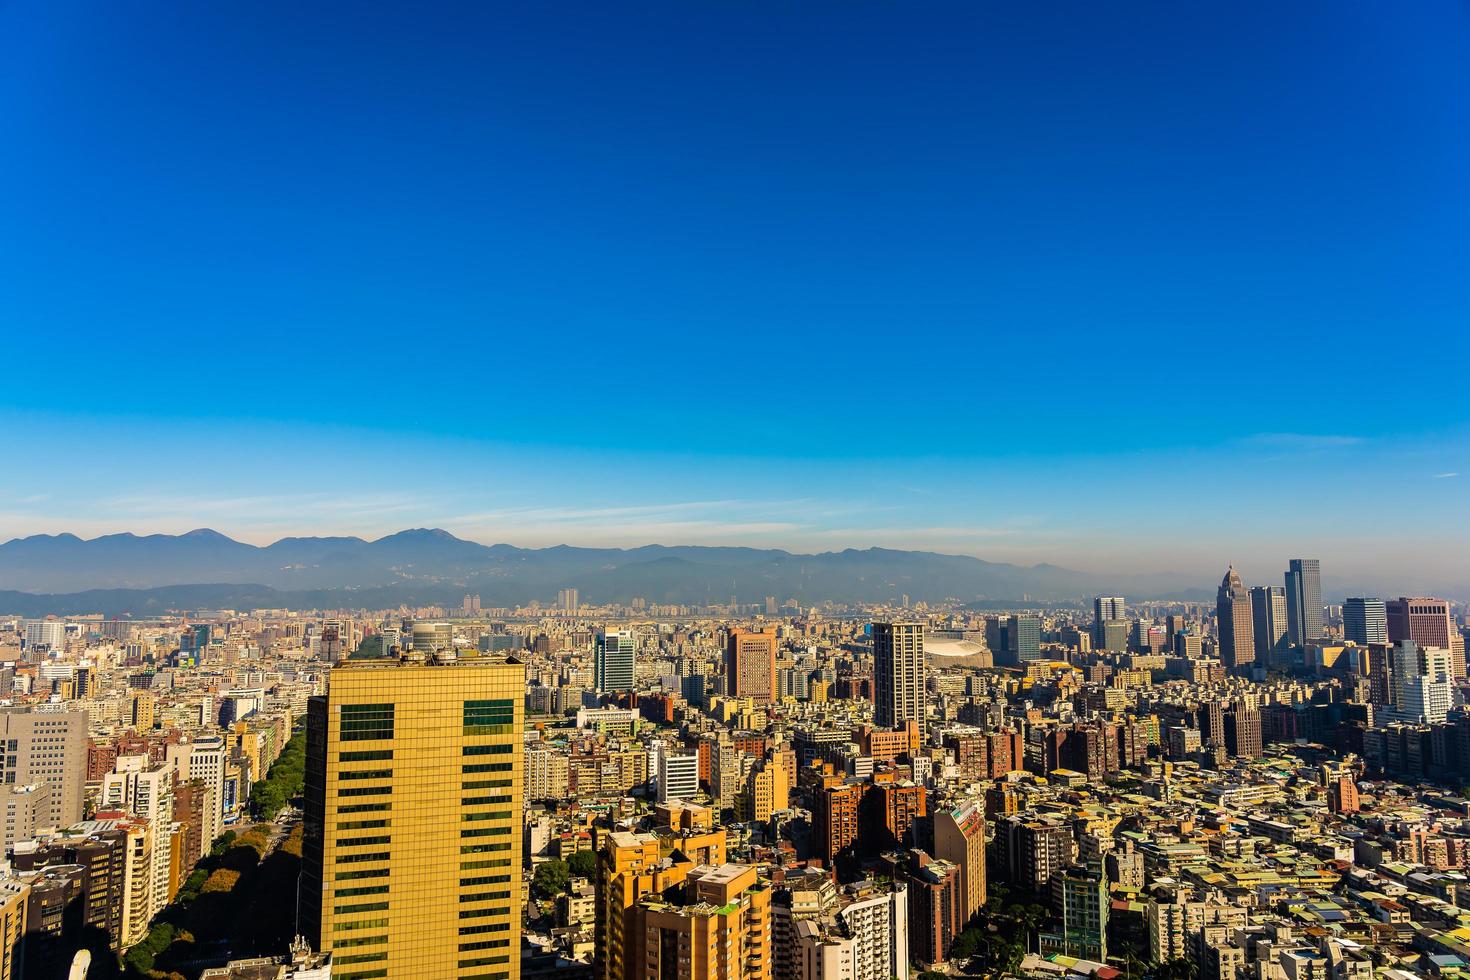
[1,555,1469,980]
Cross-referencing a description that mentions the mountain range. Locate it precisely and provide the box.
[0,528,1213,614]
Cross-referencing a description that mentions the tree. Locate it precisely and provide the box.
[567,850,596,879]
[950,928,982,960]
[1146,959,1197,980]
[533,860,570,900]
[250,730,306,819]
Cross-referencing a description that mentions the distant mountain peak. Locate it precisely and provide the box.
[0,526,1237,603]
[181,528,233,541]
[376,527,460,542]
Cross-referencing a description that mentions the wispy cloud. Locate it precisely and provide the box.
[1238,433,1364,452]
[0,491,440,544]
[1435,472,1460,479]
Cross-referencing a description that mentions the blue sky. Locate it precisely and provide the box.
[2,1,1468,588]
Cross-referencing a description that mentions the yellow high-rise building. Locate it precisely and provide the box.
[132,690,156,730]
[300,653,524,980]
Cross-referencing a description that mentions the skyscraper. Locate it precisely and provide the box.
[872,623,926,729]
[1387,597,1464,678]
[1215,567,1255,669]
[300,652,524,980]
[1249,586,1288,665]
[1092,597,1126,652]
[1343,597,1389,645]
[725,627,778,704]
[1096,620,1128,653]
[595,630,636,693]
[1004,615,1042,665]
[1385,639,1454,724]
[1284,558,1324,647]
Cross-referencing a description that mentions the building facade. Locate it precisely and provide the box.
[872,623,925,729]
[595,631,637,693]
[1216,567,1255,669]
[1285,558,1324,647]
[300,653,525,980]
[726,628,778,704]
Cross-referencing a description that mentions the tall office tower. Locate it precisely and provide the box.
[595,630,637,693]
[1092,599,1125,651]
[1387,597,1465,677]
[726,627,778,703]
[462,594,481,615]
[0,708,86,827]
[1249,586,1289,665]
[983,617,1003,654]
[1215,567,1255,669]
[1385,640,1454,725]
[1003,615,1043,665]
[300,653,524,980]
[1284,558,1324,647]
[872,623,926,729]
[558,588,580,614]
[1096,620,1129,653]
[167,734,228,833]
[933,803,987,924]
[1344,598,1389,645]
[1223,703,1262,759]
[1093,593,1123,655]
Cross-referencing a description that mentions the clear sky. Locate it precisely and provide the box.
[2,1,1468,591]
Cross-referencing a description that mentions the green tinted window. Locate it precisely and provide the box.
[340,704,394,741]
[464,699,516,735]
[462,743,513,756]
